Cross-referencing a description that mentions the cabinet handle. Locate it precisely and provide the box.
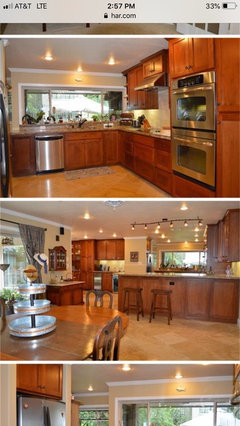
[217,121,221,124]
[217,102,221,106]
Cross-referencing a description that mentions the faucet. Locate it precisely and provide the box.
[76,113,87,128]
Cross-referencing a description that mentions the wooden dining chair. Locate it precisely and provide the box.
[0,297,6,332]
[92,315,122,360]
[86,290,113,309]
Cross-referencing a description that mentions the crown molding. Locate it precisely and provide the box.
[107,375,232,387]
[1,208,72,230]
[74,392,108,397]
[9,67,123,77]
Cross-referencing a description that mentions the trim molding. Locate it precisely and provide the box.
[1,208,72,230]
[107,375,232,387]
[74,392,109,397]
[10,67,123,77]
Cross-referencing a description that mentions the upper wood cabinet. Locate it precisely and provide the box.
[11,136,36,177]
[49,246,67,271]
[142,51,168,79]
[215,38,240,112]
[96,239,125,260]
[17,364,63,399]
[127,67,138,110]
[169,38,215,78]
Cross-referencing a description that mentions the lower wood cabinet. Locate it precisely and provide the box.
[209,279,239,323]
[17,364,63,399]
[102,273,113,292]
[172,173,216,197]
[46,283,84,306]
[11,136,36,176]
[103,131,118,164]
[185,280,211,320]
[64,132,103,170]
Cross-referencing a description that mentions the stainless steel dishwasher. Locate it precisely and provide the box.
[35,134,64,173]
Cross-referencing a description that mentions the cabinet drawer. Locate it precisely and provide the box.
[172,173,215,197]
[155,149,172,171]
[135,158,155,182]
[134,143,155,164]
[65,132,102,140]
[133,134,155,148]
[155,168,172,194]
[125,140,133,154]
[155,138,171,153]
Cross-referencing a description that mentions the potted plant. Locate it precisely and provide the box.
[0,288,24,315]
[91,114,100,122]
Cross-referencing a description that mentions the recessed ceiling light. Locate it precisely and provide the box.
[44,52,54,61]
[122,363,131,372]
[194,226,200,232]
[175,373,183,379]
[108,56,115,65]
[161,234,166,239]
[184,241,188,244]
[84,235,88,239]
[99,229,103,233]
[195,238,199,242]
[84,212,90,220]
[77,66,82,72]
[167,239,171,243]
[154,228,160,234]
[113,233,117,238]
[88,385,93,392]
[194,234,199,238]
[180,203,188,211]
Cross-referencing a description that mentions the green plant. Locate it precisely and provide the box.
[91,114,101,121]
[0,288,23,303]
[22,110,45,124]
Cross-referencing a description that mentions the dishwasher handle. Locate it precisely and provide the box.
[35,135,63,141]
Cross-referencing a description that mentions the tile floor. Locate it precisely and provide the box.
[12,165,170,198]
[84,292,240,361]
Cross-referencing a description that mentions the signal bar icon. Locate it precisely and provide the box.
[3,3,13,9]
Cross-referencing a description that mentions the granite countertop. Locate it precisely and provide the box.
[47,280,85,287]
[10,125,171,140]
[118,272,240,280]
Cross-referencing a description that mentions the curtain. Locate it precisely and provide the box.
[19,224,45,283]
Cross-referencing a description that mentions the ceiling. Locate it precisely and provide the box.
[1,200,239,243]
[4,38,168,74]
[71,363,233,394]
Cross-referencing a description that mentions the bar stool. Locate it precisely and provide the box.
[149,289,172,325]
[122,287,144,321]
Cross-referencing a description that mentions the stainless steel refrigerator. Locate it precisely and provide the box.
[0,80,10,197]
[18,395,66,426]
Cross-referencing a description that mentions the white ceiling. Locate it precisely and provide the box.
[1,200,239,243]
[5,38,168,73]
[71,363,233,394]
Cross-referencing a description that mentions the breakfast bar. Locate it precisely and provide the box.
[118,273,240,323]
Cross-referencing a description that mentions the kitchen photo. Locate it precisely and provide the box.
[0,199,239,361]
[1,362,240,426]
[0,37,239,198]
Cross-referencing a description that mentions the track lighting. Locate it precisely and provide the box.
[169,221,173,228]
[184,220,188,227]
[132,224,135,230]
[144,224,148,230]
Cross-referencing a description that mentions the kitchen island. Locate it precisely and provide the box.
[46,281,85,306]
[118,273,240,323]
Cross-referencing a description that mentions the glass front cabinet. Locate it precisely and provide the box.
[49,246,67,271]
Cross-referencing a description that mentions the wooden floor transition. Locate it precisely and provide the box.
[12,165,170,198]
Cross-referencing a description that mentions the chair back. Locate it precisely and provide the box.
[86,290,113,308]
[0,298,6,320]
[92,315,122,360]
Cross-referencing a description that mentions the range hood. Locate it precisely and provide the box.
[135,72,168,91]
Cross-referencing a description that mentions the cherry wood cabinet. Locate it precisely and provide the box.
[135,66,146,109]
[102,272,113,292]
[11,135,36,176]
[172,173,215,197]
[49,246,66,271]
[96,239,124,260]
[143,54,164,79]
[17,364,63,399]
[154,138,172,194]
[72,241,81,272]
[169,38,214,78]
[209,279,239,323]
[79,240,96,289]
[206,224,219,269]
[185,280,211,320]
[103,131,118,164]
[127,67,138,110]
[133,136,155,183]
[46,283,84,306]
[64,132,103,170]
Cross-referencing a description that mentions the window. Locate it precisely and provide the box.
[0,229,27,289]
[162,251,206,268]
[24,88,123,122]
[80,409,109,426]
[121,400,237,426]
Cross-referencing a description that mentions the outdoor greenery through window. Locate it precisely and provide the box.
[161,251,206,268]
[122,400,240,426]
[0,230,27,289]
[24,89,123,122]
[80,409,109,425]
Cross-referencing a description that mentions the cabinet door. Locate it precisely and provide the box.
[85,139,103,167]
[39,365,63,399]
[228,210,240,262]
[115,239,125,260]
[118,132,125,164]
[216,38,240,112]
[185,280,210,320]
[127,69,138,110]
[210,280,239,322]
[172,173,215,197]
[96,240,107,260]
[206,224,219,268]
[102,273,113,292]
[17,365,39,393]
[143,56,163,78]
[103,132,118,164]
[145,90,159,110]
[135,66,146,109]
[169,38,191,78]
[11,136,36,176]
[64,139,85,170]
[106,240,116,260]
[134,142,155,182]
[216,114,240,197]
[192,38,214,73]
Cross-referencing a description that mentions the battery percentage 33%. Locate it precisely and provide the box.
[205,2,221,8]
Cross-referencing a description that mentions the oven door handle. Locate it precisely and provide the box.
[173,137,214,147]
[172,85,214,95]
